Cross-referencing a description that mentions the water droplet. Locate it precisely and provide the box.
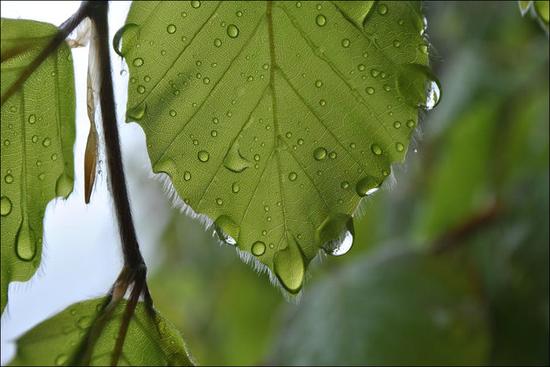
[15,218,36,261]
[4,174,14,184]
[214,38,222,47]
[395,142,404,152]
[42,138,51,147]
[315,80,323,88]
[393,121,401,129]
[126,103,147,121]
[419,44,428,54]
[329,151,337,159]
[184,171,191,181]
[296,1,302,8]
[341,38,350,48]
[357,64,366,71]
[286,131,293,138]
[384,85,391,92]
[169,109,177,117]
[211,130,218,137]
[370,69,380,78]
[227,24,239,38]
[406,119,416,128]
[4,139,10,146]
[397,63,441,110]
[236,10,243,17]
[203,77,210,84]
[137,85,146,94]
[316,213,354,256]
[55,354,67,366]
[274,240,305,293]
[166,24,177,34]
[31,135,38,143]
[371,143,382,155]
[144,75,151,82]
[231,181,240,193]
[56,174,73,197]
[313,147,327,160]
[251,241,266,256]
[366,87,375,95]
[319,99,326,106]
[216,198,223,206]
[214,215,239,246]
[393,39,401,48]
[356,175,381,196]
[38,173,45,181]
[288,172,298,181]
[191,0,201,8]
[133,57,144,67]
[316,14,327,27]
[297,138,304,146]
[9,105,17,112]
[341,181,349,189]
[197,150,210,162]
[223,143,251,172]
[28,114,36,124]
[1,196,12,216]
[349,142,356,149]
[377,3,388,15]
[77,316,92,329]
[51,153,58,161]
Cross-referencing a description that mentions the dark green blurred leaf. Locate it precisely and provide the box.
[9,298,194,366]
[271,248,490,365]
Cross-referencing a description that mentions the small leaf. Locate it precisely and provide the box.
[8,297,194,366]
[1,18,76,313]
[120,1,435,292]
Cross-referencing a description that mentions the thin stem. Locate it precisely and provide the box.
[1,2,91,105]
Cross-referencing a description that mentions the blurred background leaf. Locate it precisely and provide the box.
[127,1,549,365]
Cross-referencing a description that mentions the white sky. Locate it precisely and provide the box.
[1,2,172,364]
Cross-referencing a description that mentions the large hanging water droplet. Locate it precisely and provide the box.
[214,215,240,246]
[55,174,73,197]
[126,103,147,121]
[355,175,381,197]
[251,241,266,256]
[223,143,251,173]
[1,196,12,216]
[227,24,239,38]
[396,63,441,110]
[315,213,354,256]
[15,218,37,261]
[113,23,139,57]
[274,238,305,294]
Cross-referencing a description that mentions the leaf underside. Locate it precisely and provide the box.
[0,18,76,312]
[9,297,194,366]
[121,1,431,293]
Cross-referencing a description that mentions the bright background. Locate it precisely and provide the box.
[1,1,549,365]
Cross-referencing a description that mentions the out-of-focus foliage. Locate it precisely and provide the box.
[141,2,548,365]
[519,0,549,32]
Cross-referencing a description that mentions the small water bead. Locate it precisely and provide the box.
[36,160,42,167]
[51,153,58,161]
[9,105,17,112]
[216,198,223,206]
[192,139,199,146]
[262,230,267,236]
[313,147,327,160]
[191,0,201,8]
[371,143,383,155]
[203,77,210,84]
[395,142,404,152]
[316,14,327,26]
[28,114,36,124]
[341,181,349,189]
[181,11,187,17]
[31,135,38,143]
[286,131,292,138]
[137,85,146,94]
[77,316,92,329]
[198,150,210,162]
[133,57,144,67]
[4,140,10,146]
[370,69,380,77]
[297,138,304,145]
[214,38,222,47]
[169,109,177,117]
[329,151,337,159]
[167,24,177,34]
[251,241,266,256]
[296,1,302,8]
[144,75,151,82]
[377,3,388,15]
[366,87,375,95]
[393,121,401,129]
[213,117,219,124]
[406,119,416,128]
[393,40,401,48]
[319,99,326,106]
[315,80,323,88]
[341,38,350,48]
[236,10,243,17]
[382,169,390,176]
[398,18,404,25]
[419,44,428,54]
[211,130,218,137]
[357,64,366,71]
[1,196,12,216]
[267,216,272,222]
[161,50,167,56]
[384,85,391,92]
[350,142,356,149]
[254,154,260,161]
[232,182,240,193]
[227,24,239,38]
[55,354,67,366]
[288,172,298,181]
[5,174,14,184]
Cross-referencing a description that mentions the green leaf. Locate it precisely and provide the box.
[1,18,76,313]
[9,297,194,366]
[120,1,435,292]
[518,0,549,32]
[271,248,490,365]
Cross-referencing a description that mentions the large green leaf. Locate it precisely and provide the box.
[271,248,490,365]
[0,18,75,313]
[9,297,194,366]
[120,1,435,292]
